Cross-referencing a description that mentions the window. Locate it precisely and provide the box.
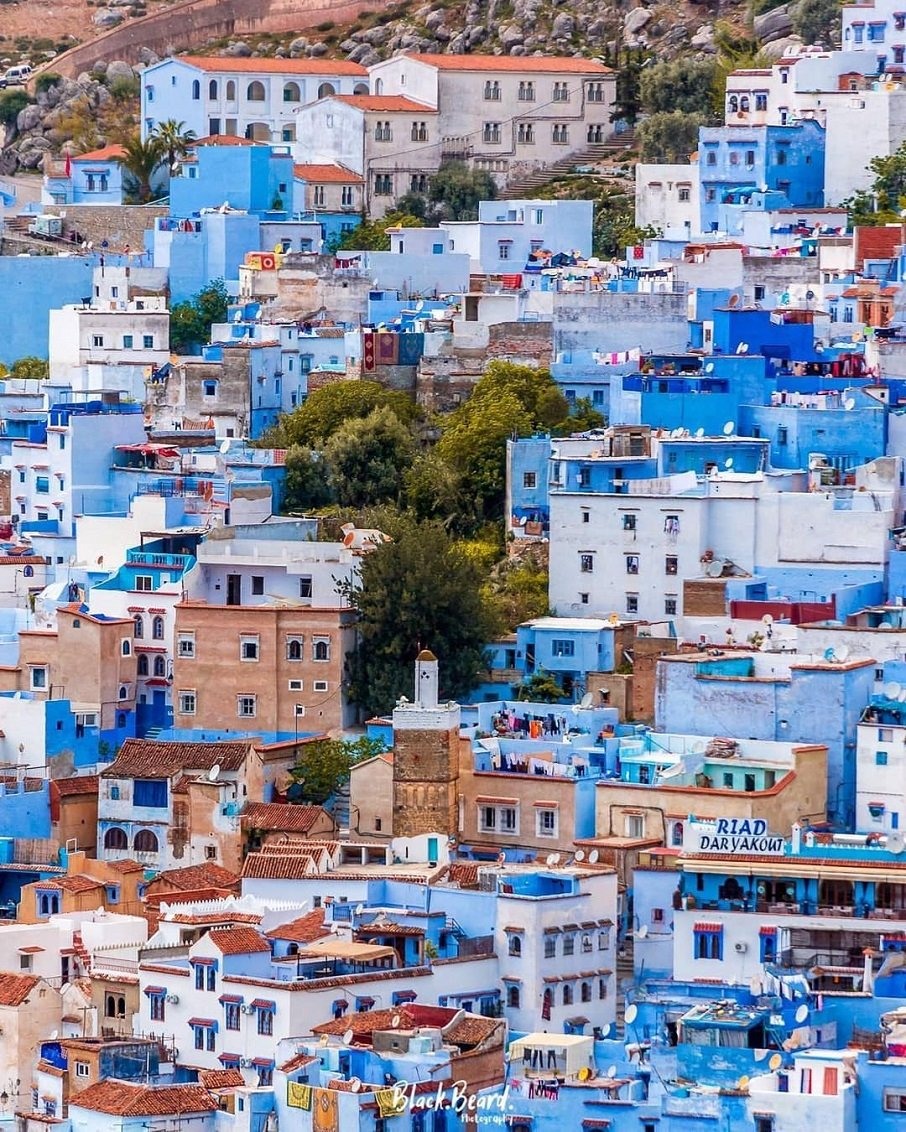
[518,80,534,100]
[884,1088,906,1112]
[678,186,690,202]
[517,123,535,144]
[551,638,574,658]
[484,80,500,100]
[203,379,218,397]
[150,993,165,1021]
[122,334,134,349]
[599,928,610,949]
[553,81,570,101]
[92,334,104,348]
[706,151,717,166]
[563,935,575,956]
[552,123,569,144]
[754,1117,775,1132]
[479,804,519,834]
[152,616,164,640]
[483,122,501,144]
[582,510,590,524]
[286,636,303,661]
[178,632,195,657]
[759,929,777,963]
[588,81,607,101]
[134,829,159,854]
[104,827,128,850]
[580,593,589,604]
[179,690,196,715]
[498,241,511,260]
[622,513,636,531]
[257,1007,274,1036]
[342,185,355,206]
[30,666,47,691]
[776,147,787,166]
[777,426,788,447]
[411,121,428,142]
[313,637,330,662]
[251,575,265,596]
[523,472,537,489]
[625,555,639,575]
[374,173,393,195]
[121,640,131,657]
[238,694,257,718]
[507,984,521,1008]
[247,81,265,101]
[544,935,556,958]
[755,93,768,110]
[192,79,201,100]
[225,1002,240,1030]
[508,935,522,957]
[580,553,594,573]
[35,475,49,494]
[878,750,889,766]
[134,779,167,808]
[240,634,259,661]
[562,984,573,1005]
[665,596,678,616]
[536,807,558,838]
[374,120,392,141]
[143,334,154,349]
[626,594,639,613]
[138,654,149,677]
[694,925,723,960]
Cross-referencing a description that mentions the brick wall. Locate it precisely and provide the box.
[61,206,168,254]
[392,724,460,838]
[487,321,553,367]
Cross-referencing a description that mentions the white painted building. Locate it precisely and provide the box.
[747,1049,857,1132]
[635,163,700,238]
[441,198,594,274]
[856,712,906,834]
[140,57,369,144]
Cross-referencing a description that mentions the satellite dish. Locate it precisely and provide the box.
[754,1048,767,1061]
[880,620,894,629]
[795,1004,809,1024]
[705,362,715,374]
[50,1030,58,1040]
[762,614,774,626]
[207,763,222,783]
[355,904,364,916]
[549,853,561,866]
[724,457,734,469]
[606,1064,618,1078]
[823,647,837,663]
[706,560,724,578]
[836,644,850,662]
[769,1053,783,1071]
[599,1023,611,1038]
[219,439,231,454]
[844,397,856,410]
[692,739,707,754]
[574,849,586,862]
[589,849,600,864]
[349,1077,362,1093]
[737,342,749,355]
[723,420,735,436]
[889,832,905,855]
[884,682,902,700]
[695,427,705,438]
[737,1075,751,1090]
[391,1014,401,1028]
[637,924,649,939]
[580,692,594,709]
[343,1029,354,1044]
[624,1003,638,1025]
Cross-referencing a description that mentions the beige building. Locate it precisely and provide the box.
[349,750,394,837]
[0,973,62,1093]
[293,161,364,217]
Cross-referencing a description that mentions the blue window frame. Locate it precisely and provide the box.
[759,929,777,963]
[693,925,723,960]
[134,779,167,808]
[877,751,889,766]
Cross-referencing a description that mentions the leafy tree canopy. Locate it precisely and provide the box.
[0,89,31,128]
[261,379,420,448]
[640,58,717,118]
[169,279,228,354]
[281,445,333,512]
[637,111,708,164]
[115,133,165,203]
[288,736,386,804]
[791,0,841,44]
[6,356,49,379]
[426,160,497,221]
[515,671,566,703]
[324,405,416,508]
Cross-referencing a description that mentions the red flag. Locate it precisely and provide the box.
[64,153,71,178]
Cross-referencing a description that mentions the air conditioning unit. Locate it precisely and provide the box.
[734,942,748,953]
[165,994,179,1004]
[240,1004,256,1015]
[240,1058,254,1068]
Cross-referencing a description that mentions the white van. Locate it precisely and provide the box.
[0,65,33,87]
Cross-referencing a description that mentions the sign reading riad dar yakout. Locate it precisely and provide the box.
[687,818,785,856]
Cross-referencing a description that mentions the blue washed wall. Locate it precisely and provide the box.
[0,257,97,363]
[738,400,887,471]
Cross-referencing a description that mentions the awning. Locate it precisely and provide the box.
[508,1033,594,1077]
[297,938,395,962]
[219,1053,241,1065]
[476,795,519,805]
[144,985,165,996]
[250,998,276,1010]
[693,922,722,932]
[219,994,243,1004]
[188,1017,217,1028]
[759,926,778,935]
[566,1015,590,1025]
[251,1058,275,1068]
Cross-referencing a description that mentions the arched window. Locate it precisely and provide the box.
[134,829,159,854]
[353,81,369,95]
[740,95,750,112]
[117,712,126,728]
[562,984,573,1005]
[728,94,739,113]
[117,996,125,1016]
[153,655,166,678]
[104,827,128,850]
[313,639,329,661]
[542,988,552,1016]
[226,80,236,100]
[317,81,336,99]
[506,984,520,1008]
[192,79,200,100]
[508,935,521,957]
[121,640,131,657]
[247,81,266,102]
[137,654,149,677]
[152,616,164,640]
[106,994,116,1017]
[581,982,592,1003]
[287,638,302,660]
[209,79,218,99]
[283,82,301,103]
[671,821,684,847]
[374,78,384,94]
[133,615,143,639]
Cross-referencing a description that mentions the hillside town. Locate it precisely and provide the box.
[2,0,906,1126]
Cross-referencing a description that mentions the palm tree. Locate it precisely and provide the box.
[152,118,197,174]
[115,134,165,203]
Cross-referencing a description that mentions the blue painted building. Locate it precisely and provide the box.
[169,138,293,220]
[698,119,826,234]
[506,434,552,538]
[41,144,126,206]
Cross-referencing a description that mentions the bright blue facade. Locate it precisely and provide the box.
[169,142,293,220]
[698,119,826,234]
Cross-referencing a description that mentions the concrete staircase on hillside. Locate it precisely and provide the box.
[503,133,636,197]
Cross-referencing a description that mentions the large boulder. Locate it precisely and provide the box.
[106,59,136,81]
[624,6,653,36]
[92,10,124,27]
[753,3,794,43]
[551,11,575,38]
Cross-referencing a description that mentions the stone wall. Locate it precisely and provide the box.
[392,723,460,838]
[43,0,392,77]
[487,320,553,367]
[60,205,169,254]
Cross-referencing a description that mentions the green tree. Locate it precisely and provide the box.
[870,141,906,210]
[288,736,385,804]
[0,89,31,129]
[404,450,466,528]
[34,73,62,97]
[637,111,707,163]
[9,356,49,379]
[281,445,333,512]
[426,161,496,221]
[515,671,565,703]
[114,133,164,203]
[559,396,606,434]
[152,118,197,173]
[640,58,717,117]
[334,210,424,251]
[324,405,416,508]
[169,279,228,353]
[344,517,495,714]
[791,0,841,44]
[610,48,646,126]
[261,380,419,448]
[483,559,550,634]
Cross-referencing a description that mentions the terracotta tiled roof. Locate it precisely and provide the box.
[177,55,366,74]
[47,875,104,894]
[333,95,437,112]
[241,802,329,834]
[311,1003,497,1047]
[206,927,271,955]
[190,135,261,147]
[75,144,126,161]
[406,51,612,73]
[199,1069,244,1089]
[101,738,253,779]
[265,909,328,944]
[149,863,241,892]
[293,163,363,184]
[51,775,99,797]
[69,1081,218,1117]
[0,973,41,1006]
[447,861,481,888]
[107,859,145,874]
[278,1052,319,1073]
[241,851,317,880]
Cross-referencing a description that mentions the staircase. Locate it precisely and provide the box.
[503,133,636,197]
[71,930,92,974]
